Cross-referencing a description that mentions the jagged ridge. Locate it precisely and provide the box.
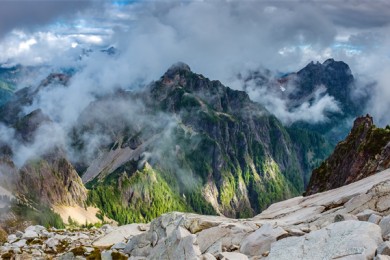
[306,114,390,195]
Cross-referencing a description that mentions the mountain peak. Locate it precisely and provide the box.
[164,62,191,78]
[352,114,374,131]
[306,114,390,196]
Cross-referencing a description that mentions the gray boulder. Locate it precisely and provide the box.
[267,220,382,260]
[240,223,287,256]
[377,241,390,255]
[218,252,248,260]
[357,209,381,221]
[148,226,201,260]
[22,230,38,240]
[380,216,390,238]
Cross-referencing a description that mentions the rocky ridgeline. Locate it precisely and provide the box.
[4,168,390,259]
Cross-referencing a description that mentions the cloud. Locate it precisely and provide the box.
[1,0,390,168]
[0,0,93,38]
[318,0,390,28]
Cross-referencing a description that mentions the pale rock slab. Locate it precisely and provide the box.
[93,223,148,247]
[377,241,390,255]
[22,230,38,240]
[111,242,127,250]
[7,234,18,243]
[218,252,249,260]
[12,239,27,248]
[201,253,216,260]
[368,214,383,224]
[379,216,390,238]
[45,237,59,248]
[267,220,382,260]
[197,222,253,253]
[148,226,201,260]
[240,223,287,256]
[101,250,113,260]
[357,209,381,221]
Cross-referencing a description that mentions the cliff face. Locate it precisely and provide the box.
[0,63,332,224]
[306,115,390,195]
[17,155,87,207]
[83,63,312,220]
[0,99,87,209]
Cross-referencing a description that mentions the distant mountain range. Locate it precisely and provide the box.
[0,58,370,228]
[240,58,366,144]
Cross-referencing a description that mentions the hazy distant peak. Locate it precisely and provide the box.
[164,62,192,78]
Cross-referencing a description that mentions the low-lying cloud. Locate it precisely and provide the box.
[1,0,390,168]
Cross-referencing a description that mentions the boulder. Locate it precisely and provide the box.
[94,224,148,247]
[240,223,287,256]
[101,224,114,234]
[217,252,249,260]
[380,216,390,238]
[204,241,221,256]
[201,253,216,260]
[7,234,18,243]
[357,209,381,221]
[197,223,254,253]
[148,226,201,260]
[45,237,59,248]
[267,220,382,259]
[111,242,127,250]
[12,239,27,247]
[377,241,390,255]
[123,232,152,257]
[22,230,38,240]
[369,214,383,225]
[101,250,113,260]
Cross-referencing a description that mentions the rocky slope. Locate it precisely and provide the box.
[4,167,390,259]
[0,61,336,226]
[306,114,390,195]
[80,63,331,221]
[0,74,92,230]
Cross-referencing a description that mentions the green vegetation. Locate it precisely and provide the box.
[10,202,65,229]
[87,165,191,224]
[287,126,333,186]
[362,127,390,155]
[184,188,216,215]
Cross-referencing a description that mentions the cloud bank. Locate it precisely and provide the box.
[1,0,390,166]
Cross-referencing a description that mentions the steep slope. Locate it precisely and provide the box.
[81,63,332,221]
[0,62,332,225]
[306,115,390,195]
[0,75,89,228]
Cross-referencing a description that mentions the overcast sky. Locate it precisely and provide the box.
[1,0,390,125]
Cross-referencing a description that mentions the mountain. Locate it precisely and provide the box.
[241,59,365,145]
[80,63,318,221]
[0,66,20,106]
[0,62,332,226]
[0,63,328,226]
[306,114,390,195]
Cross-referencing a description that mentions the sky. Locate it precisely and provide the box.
[1,0,390,128]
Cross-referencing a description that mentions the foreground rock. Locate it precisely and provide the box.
[267,220,382,259]
[3,168,390,259]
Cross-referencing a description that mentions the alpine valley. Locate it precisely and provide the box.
[0,58,361,228]
[2,53,390,260]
